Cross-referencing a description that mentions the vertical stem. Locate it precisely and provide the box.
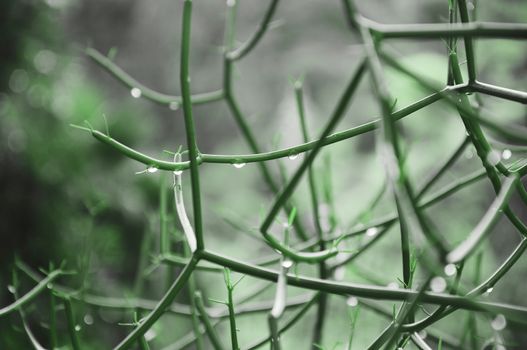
[222,0,309,241]
[194,291,225,350]
[446,0,458,86]
[180,0,204,251]
[160,173,169,255]
[227,286,240,350]
[457,0,477,82]
[260,60,367,233]
[184,242,204,350]
[293,83,328,348]
[468,253,482,348]
[63,296,81,350]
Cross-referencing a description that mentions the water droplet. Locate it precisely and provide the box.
[486,150,501,166]
[486,287,494,294]
[7,285,15,294]
[418,330,427,339]
[173,169,183,176]
[75,325,81,332]
[502,149,512,160]
[147,166,158,173]
[467,2,475,11]
[233,162,246,169]
[226,0,236,7]
[387,282,398,289]
[346,296,358,307]
[366,227,378,237]
[281,260,293,269]
[47,283,53,289]
[491,314,507,331]
[130,88,142,98]
[288,153,298,160]
[430,277,447,293]
[169,102,179,110]
[444,264,457,277]
[83,314,94,325]
[495,345,506,350]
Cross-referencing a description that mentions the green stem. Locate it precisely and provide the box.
[268,260,291,350]
[226,286,240,350]
[447,175,518,263]
[457,0,477,82]
[471,81,527,104]
[180,0,204,251]
[86,47,223,107]
[160,174,169,255]
[200,250,527,322]
[63,295,81,350]
[0,269,63,317]
[366,21,527,40]
[194,291,225,350]
[114,257,198,350]
[260,59,367,235]
[248,294,320,350]
[227,0,280,61]
[360,17,447,268]
[293,83,329,345]
[74,88,465,171]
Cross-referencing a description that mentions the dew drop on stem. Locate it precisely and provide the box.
[7,285,15,294]
[281,260,293,269]
[486,150,501,166]
[346,296,358,307]
[366,227,378,237]
[444,263,457,276]
[130,87,142,98]
[233,162,246,169]
[288,153,298,160]
[387,282,398,289]
[147,166,158,173]
[75,325,82,332]
[169,102,179,110]
[174,169,183,176]
[502,149,512,160]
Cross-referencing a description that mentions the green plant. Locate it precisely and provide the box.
[4,0,527,349]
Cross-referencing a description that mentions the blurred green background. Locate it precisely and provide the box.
[1,0,527,349]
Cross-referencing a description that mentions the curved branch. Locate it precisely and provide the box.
[86,48,223,107]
